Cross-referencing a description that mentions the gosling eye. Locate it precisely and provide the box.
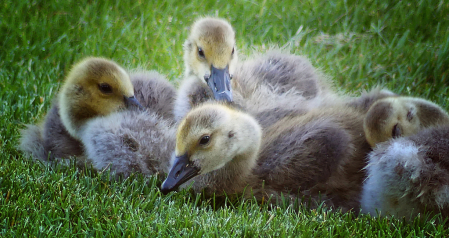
[199,135,210,146]
[98,83,113,94]
[392,123,402,138]
[198,47,205,58]
[231,47,235,56]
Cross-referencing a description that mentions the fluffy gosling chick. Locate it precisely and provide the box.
[162,103,372,211]
[182,17,237,100]
[175,17,341,123]
[163,103,262,195]
[361,126,449,219]
[174,17,238,121]
[19,57,141,164]
[364,96,449,147]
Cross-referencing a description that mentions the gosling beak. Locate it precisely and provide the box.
[124,96,144,110]
[160,153,200,195]
[205,65,233,102]
[392,124,402,138]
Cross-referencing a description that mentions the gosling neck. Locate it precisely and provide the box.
[188,144,260,196]
[59,87,98,139]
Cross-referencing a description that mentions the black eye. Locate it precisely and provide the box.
[199,135,210,145]
[198,47,205,58]
[392,123,401,138]
[231,47,235,55]
[98,83,113,94]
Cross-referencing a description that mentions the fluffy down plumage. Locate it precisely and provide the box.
[162,102,372,212]
[81,109,175,178]
[361,126,449,218]
[19,57,135,166]
[19,60,176,178]
[174,17,342,123]
[80,70,177,177]
[19,103,85,166]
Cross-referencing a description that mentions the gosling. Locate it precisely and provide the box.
[19,57,142,165]
[364,96,449,146]
[162,102,371,211]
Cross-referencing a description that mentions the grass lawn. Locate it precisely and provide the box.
[1,0,449,236]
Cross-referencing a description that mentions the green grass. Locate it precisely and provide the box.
[1,0,449,236]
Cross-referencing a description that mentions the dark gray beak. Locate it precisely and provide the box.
[124,96,144,110]
[205,65,233,102]
[160,153,200,195]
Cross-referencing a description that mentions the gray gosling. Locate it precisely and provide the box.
[161,102,372,211]
[174,17,341,122]
[361,126,449,219]
[19,57,142,166]
[174,17,238,122]
[361,97,449,219]
[364,96,449,147]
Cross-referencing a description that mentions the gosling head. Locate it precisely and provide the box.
[161,103,261,194]
[184,17,238,102]
[364,97,422,146]
[59,57,142,139]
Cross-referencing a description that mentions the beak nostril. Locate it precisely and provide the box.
[204,74,210,82]
[175,170,181,179]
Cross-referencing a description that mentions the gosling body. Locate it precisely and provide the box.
[361,96,449,218]
[19,57,143,166]
[361,126,449,218]
[162,103,371,211]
